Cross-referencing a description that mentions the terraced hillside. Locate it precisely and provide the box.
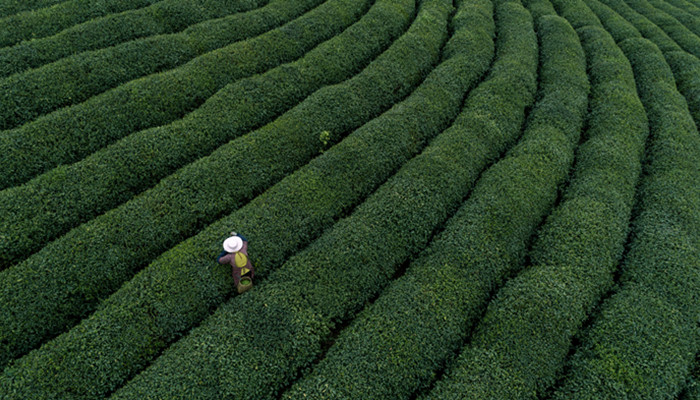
[0,0,698,398]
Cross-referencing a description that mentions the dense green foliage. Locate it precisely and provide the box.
[622,0,700,57]
[596,0,680,51]
[682,363,700,400]
[0,0,162,47]
[666,51,700,125]
[283,7,590,400]
[585,0,643,39]
[0,0,416,271]
[0,0,371,190]
[0,0,267,74]
[109,1,537,399]
[1,0,698,396]
[551,37,700,400]
[648,0,700,37]
[667,0,700,17]
[416,11,589,400]
[0,0,441,373]
[424,19,648,399]
[0,0,65,18]
[586,0,700,129]
[0,0,320,129]
[0,0,473,397]
[524,0,556,20]
[548,0,600,28]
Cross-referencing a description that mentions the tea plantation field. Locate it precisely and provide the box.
[0,0,698,398]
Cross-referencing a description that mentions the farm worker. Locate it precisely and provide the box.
[217,232,255,294]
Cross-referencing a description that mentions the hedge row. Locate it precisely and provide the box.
[0,0,64,18]
[586,0,700,130]
[0,0,268,76]
[595,0,680,52]
[282,10,590,400]
[550,37,700,400]
[0,0,321,130]
[551,289,698,400]
[667,51,700,128]
[622,0,700,57]
[588,0,700,213]
[0,0,370,191]
[108,2,537,399]
[0,2,483,397]
[0,0,161,48]
[412,11,585,400]
[0,0,398,271]
[0,0,431,372]
[422,20,649,399]
[0,0,402,270]
[523,0,556,21]
[666,0,700,18]
[647,0,700,38]
[547,0,599,29]
[584,0,642,40]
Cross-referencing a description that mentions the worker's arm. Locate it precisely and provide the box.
[216,250,228,264]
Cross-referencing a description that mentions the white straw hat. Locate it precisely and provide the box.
[223,236,243,253]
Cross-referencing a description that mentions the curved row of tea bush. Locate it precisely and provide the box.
[647,0,700,38]
[668,0,700,16]
[666,52,700,126]
[0,0,406,271]
[594,0,679,51]
[0,0,433,372]
[0,1,370,270]
[547,0,599,28]
[587,0,700,128]
[0,0,268,76]
[0,0,161,48]
[0,0,321,130]
[524,0,556,20]
[0,3,490,397]
[551,37,700,400]
[584,0,641,39]
[621,0,700,57]
[109,2,538,399]
[0,0,65,18]
[0,0,371,192]
[423,19,650,399]
[283,10,590,400]
[586,0,700,130]
[0,0,413,280]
